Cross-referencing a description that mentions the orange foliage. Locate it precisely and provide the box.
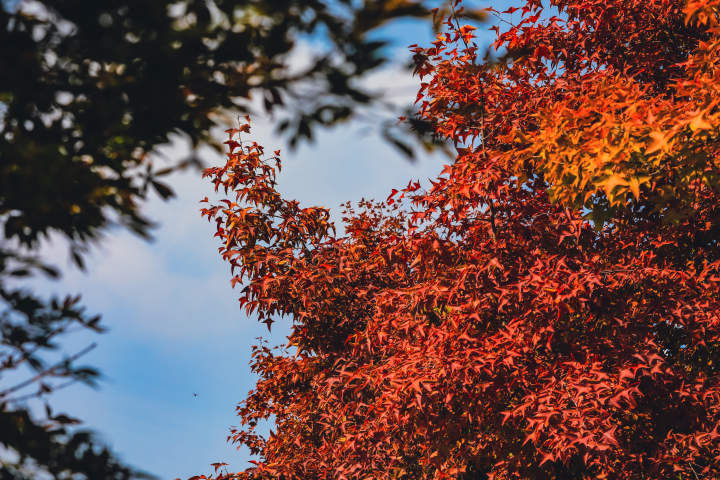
[418,0,720,222]
[195,1,720,479]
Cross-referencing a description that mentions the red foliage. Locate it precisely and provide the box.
[198,1,720,479]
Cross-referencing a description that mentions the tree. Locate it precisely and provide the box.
[198,0,720,478]
[1,0,479,476]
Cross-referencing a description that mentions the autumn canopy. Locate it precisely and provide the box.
[198,0,720,479]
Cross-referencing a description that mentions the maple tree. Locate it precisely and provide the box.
[198,0,720,479]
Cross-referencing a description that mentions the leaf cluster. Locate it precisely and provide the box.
[199,1,720,479]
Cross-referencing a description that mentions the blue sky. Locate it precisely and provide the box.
[16,7,503,479]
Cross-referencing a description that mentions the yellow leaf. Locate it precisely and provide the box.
[628,177,641,200]
[689,113,713,132]
[646,131,672,154]
[628,176,650,201]
[603,174,628,201]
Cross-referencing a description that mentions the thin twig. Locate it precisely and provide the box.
[0,343,97,398]
[5,378,79,404]
[1,322,73,373]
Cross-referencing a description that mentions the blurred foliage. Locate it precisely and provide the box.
[0,409,153,480]
[0,408,154,479]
